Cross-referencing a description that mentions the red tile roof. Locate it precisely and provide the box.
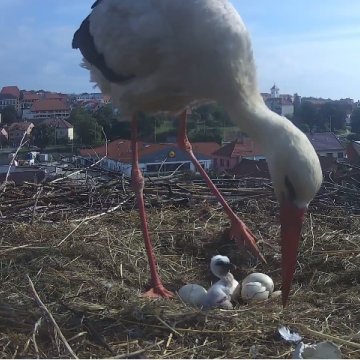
[44,92,67,100]
[213,138,263,158]
[80,139,168,163]
[80,139,220,164]
[41,118,73,129]
[191,142,220,156]
[22,92,41,101]
[8,121,34,132]
[1,86,20,98]
[31,99,69,112]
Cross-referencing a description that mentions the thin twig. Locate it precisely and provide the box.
[27,275,79,359]
[0,130,29,193]
[71,196,133,223]
[112,340,164,359]
[294,323,360,349]
[30,186,43,224]
[57,219,87,247]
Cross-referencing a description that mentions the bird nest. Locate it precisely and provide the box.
[1,172,360,359]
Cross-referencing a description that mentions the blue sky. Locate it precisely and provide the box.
[1,0,360,100]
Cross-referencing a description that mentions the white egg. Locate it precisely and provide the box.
[241,273,275,302]
[178,284,207,307]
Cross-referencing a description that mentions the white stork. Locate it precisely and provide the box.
[73,0,323,306]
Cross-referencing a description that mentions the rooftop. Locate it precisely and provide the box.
[80,139,220,164]
[41,118,73,129]
[22,92,41,101]
[1,86,20,98]
[306,132,345,151]
[213,138,263,158]
[8,121,34,132]
[31,99,69,112]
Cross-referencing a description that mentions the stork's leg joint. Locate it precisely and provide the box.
[131,167,145,193]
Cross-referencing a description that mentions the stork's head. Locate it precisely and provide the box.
[267,124,323,306]
[210,255,235,278]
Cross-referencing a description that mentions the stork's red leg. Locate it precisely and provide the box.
[131,114,173,298]
[177,109,266,263]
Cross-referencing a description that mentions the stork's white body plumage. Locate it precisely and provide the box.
[84,0,253,114]
[81,0,322,207]
[74,0,323,305]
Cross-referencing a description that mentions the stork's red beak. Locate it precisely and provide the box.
[280,202,306,307]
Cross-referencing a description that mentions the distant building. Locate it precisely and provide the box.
[40,118,74,141]
[212,137,264,172]
[0,86,21,113]
[306,132,346,161]
[43,92,68,102]
[7,121,34,146]
[76,93,103,102]
[21,92,41,109]
[0,93,20,112]
[0,127,8,146]
[80,139,220,176]
[27,99,70,121]
[1,86,20,98]
[262,84,294,117]
[346,141,360,164]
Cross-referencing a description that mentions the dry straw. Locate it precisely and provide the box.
[0,171,359,358]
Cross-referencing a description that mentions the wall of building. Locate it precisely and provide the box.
[317,150,346,161]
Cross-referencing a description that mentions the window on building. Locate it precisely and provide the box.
[220,159,224,166]
[337,152,344,159]
[226,160,230,168]
[326,153,333,157]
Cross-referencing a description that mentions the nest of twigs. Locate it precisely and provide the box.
[0,170,360,358]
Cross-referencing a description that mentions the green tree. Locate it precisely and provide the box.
[68,108,103,146]
[0,106,17,124]
[296,101,319,131]
[32,124,55,148]
[319,102,346,131]
[94,105,114,136]
[189,128,222,143]
[77,117,103,145]
[351,108,360,133]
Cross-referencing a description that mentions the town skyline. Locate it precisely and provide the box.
[1,1,360,99]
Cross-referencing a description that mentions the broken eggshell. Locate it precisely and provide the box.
[293,341,342,359]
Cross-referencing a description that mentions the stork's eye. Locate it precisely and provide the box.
[284,176,296,201]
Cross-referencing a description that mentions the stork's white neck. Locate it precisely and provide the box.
[222,94,290,153]
[222,91,323,208]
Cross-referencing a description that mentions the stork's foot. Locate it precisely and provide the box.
[141,285,174,298]
[229,217,266,263]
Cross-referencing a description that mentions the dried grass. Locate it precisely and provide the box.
[0,176,360,358]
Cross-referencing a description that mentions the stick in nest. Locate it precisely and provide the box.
[27,275,79,359]
[112,339,164,359]
[0,130,29,193]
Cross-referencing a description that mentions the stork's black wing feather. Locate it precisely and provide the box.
[91,0,103,9]
[72,14,135,83]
